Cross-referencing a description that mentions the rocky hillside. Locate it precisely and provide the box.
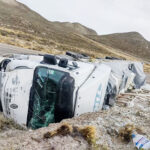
[53,22,97,35]
[87,32,150,61]
[0,0,97,36]
[0,0,150,61]
[0,0,121,58]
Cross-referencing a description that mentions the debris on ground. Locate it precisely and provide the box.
[132,132,150,150]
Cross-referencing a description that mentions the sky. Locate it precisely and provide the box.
[17,0,150,40]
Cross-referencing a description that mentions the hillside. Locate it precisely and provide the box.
[87,32,150,61]
[0,0,149,61]
[0,0,108,58]
[0,0,97,36]
[0,1,97,55]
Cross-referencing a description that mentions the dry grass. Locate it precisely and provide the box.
[43,124,97,144]
[144,63,150,73]
[0,27,61,55]
[87,32,150,61]
[0,26,136,60]
[0,27,101,58]
[0,26,146,63]
[43,123,73,138]
[119,124,146,142]
[43,123,100,149]
[0,27,101,57]
[0,113,24,131]
[119,124,135,142]
[78,126,96,145]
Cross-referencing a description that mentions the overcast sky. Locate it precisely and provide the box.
[17,0,150,40]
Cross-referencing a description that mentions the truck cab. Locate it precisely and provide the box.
[0,54,111,129]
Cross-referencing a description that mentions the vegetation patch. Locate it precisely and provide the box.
[144,63,150,73]
[0,113,24,131]
[43,123,102,149]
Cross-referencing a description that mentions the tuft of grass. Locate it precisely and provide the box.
[78,126,96,145]
[43,123,73,138]
[0,114,25,131]
[144,63,150,73]
[43,124,100,150]
[119,124,135,142]
[78,126,100,150]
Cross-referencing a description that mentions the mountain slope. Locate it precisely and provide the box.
[0,0,97,36]
[0,0,122,58]
[53,22,97,35]
[87,32,150,60]
[0,0,149,61]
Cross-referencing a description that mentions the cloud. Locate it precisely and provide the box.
[17,0,150,40]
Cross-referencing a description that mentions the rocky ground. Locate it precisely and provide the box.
[0,78,150,150]
[146,73,150,83]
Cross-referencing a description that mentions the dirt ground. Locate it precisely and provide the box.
[146,73,150,83]
[0,78,150,150]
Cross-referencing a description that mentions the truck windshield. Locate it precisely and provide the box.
[28,67,65,129]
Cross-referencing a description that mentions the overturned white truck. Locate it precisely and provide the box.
[0,54,111,129]
[0,53,146,129]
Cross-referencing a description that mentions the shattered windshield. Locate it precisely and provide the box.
[28,67,65,129]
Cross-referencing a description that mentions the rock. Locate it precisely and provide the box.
[107,128,119,136]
